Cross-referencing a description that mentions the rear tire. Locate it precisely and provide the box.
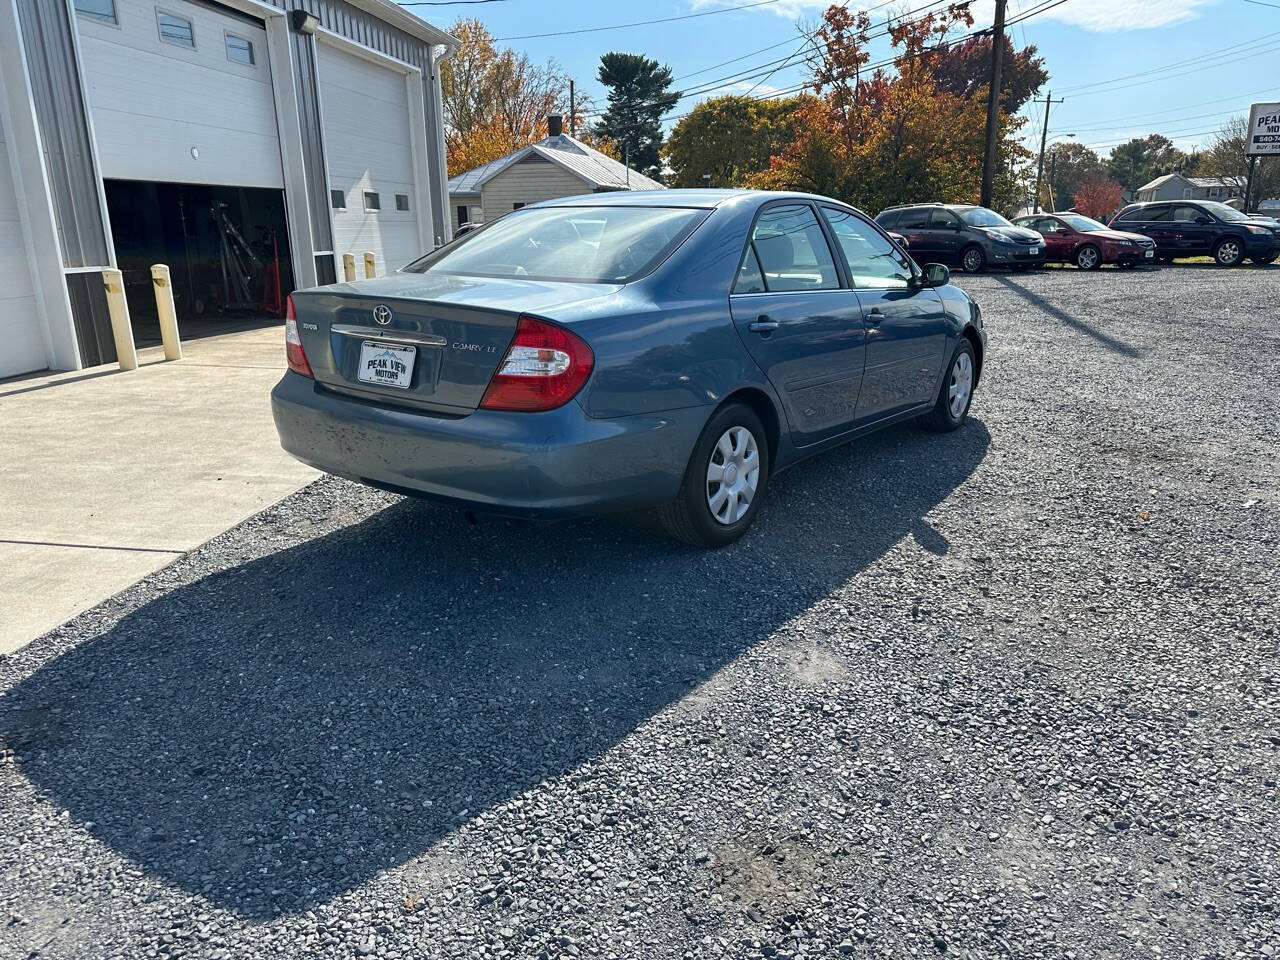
[922,339,976,433]
[961,245,986,273]
[656,403,770,548]
[1250,254,1277,265]
[1214,237,1244,267]
[1075,244,1102,270]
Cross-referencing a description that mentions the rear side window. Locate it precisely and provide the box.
[1143,206,1173,222]
[876,210,901,229]
[747,204,840,293]
[820,207,911,290]
[896,208,932,229]
[405,206,705,283]
[734,246,766,294]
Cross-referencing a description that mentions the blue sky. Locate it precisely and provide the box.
[407,0,1277,158]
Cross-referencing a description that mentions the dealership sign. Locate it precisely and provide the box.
[1248,102,1280,156]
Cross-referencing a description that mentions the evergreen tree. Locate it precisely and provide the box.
[594,53,678,181]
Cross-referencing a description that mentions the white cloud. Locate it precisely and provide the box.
[723,79,788,96]
[968,0,1212,32]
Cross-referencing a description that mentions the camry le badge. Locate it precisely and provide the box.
[373,304,393,325]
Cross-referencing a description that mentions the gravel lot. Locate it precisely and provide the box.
[2,264,1278,960]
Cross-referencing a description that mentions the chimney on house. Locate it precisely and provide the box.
[547,114,563,138]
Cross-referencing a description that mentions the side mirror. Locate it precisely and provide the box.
[923,263,950,287]
[1195,216,1213,224]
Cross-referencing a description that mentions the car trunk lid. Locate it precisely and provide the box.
[290,272,619,414]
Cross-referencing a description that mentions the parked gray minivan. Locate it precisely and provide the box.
[876,203,1046,273]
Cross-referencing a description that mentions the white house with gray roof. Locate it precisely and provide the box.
[1135,173,1246,205]
[449,115,664,230]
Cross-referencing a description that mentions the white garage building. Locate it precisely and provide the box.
[0,0,456,378]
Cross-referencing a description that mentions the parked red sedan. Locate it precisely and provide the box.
[1012,212,1155,270]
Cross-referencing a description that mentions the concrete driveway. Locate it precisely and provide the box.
[0,324,317,653]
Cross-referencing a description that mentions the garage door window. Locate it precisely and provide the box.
[225,33,254,65]
[331,190,346,211]
[363,192,381,212]
[395,194,410,212]
[74,0,117,24]
[157,11,195,48]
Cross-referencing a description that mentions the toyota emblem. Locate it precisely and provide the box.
[372,304,393,325]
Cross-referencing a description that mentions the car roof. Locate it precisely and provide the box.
[524,189,855,211]
[880,202,976,212]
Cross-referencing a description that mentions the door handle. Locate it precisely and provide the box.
[749,316,779,333]
[865,309,885,326]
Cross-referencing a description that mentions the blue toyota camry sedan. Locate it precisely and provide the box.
[272,190,986,547]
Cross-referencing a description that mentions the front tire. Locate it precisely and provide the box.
[657,403,769,548]
[923,339,976,432]
[961,245,986,273]
[1214,237,1244,267]
[1075,244,1102,270]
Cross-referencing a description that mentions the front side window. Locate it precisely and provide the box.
[1170,205,1203,222]
[404,206,706,284]
[74,0,116,23]
[930,209,961,229]
[225,33,254,65]
[820,207,911,290]
[157,11,194,47]
[746,204,839,293]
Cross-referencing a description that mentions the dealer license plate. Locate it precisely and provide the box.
[358,340,416,389]
[1145,249,1154,258]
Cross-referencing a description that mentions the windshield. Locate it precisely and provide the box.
[404,206,705,283]
[958,207,1013,228]
[1060,214,1108,232]
[1199,200,1248,222]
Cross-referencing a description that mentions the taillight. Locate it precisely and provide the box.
[479,315,594,412]
[284,296,313,378]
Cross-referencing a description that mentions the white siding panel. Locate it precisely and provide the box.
[76,0,282,188]
[0,83,46,378]
[318,42,421,273]
[480,162,593,221]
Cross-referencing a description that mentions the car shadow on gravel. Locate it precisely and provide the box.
[990,275,1144,359]
[1,419,989,920]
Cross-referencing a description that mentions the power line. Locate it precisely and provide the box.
[1056,29,1280,93]
[1049,87,1280,133]
[491,0,779,41]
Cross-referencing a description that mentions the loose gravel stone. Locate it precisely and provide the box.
[1,264,1278,959]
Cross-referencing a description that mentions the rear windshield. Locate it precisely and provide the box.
[405,206,706,283]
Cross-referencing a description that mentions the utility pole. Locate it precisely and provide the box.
[1032,91,1064,213]
[979,0,1007,208]
[1047,152,1058,212]
[569,79,576,136]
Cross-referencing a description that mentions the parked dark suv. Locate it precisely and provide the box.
[875,203,1046,273]
[1108,200,1278,266]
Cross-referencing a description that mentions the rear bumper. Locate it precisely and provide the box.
[271,372,707,517]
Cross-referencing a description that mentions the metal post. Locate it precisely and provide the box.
[569,79,576,136]
[1047,153,1058,212]
[150,264,183,361]
[342,253,356,283]
[101,268,138,371]
[363,252,376,279]
[1244,154,1258,214]
[979,0,1007,209]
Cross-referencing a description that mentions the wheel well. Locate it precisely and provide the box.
[962,326,984,386]
[720,387,781,471]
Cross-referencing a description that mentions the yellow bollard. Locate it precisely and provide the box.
[342,253,356,283]
[150,264,183,361]
[363,251,376,279]
[102,268,138,371]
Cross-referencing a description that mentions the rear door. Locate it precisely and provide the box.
[819,205,949,422]
[729,202,866,446]
[895,207,937,260]
[929,208,965,261]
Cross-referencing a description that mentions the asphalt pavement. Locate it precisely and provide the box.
[1,263,1277,959]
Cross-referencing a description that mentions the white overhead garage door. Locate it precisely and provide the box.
[317,42,423,274]
[76,0,282,188]
[0,77,46,378]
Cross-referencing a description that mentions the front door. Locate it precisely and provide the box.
[818,205,950,423]
[729,202,866,446]
[929,208,966,262]
[1036,216,1074,261]
[1169,204,1211,255]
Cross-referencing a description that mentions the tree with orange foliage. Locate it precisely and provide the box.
[440,19,617,177]
[1072,173,1124,221]
[750,3,1031,214]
